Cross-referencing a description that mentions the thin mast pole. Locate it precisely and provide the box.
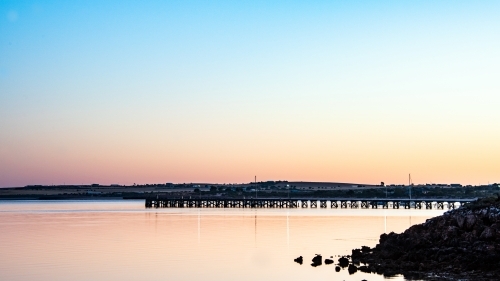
[409,174,412,200]
[255,176,257,199]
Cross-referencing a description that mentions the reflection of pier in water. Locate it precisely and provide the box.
[145,197,476,210]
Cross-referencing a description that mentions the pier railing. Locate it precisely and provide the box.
[145,197,477,210]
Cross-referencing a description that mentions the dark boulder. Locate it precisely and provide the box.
[338,256,349,267]
[347,264,357,274]
[361,245,370,253]
[456,215,465,228]
[311,254,322,267]
[358,265,371,273]
[480,227,495,240]
[465,214,477,230]
[293,256,303,265]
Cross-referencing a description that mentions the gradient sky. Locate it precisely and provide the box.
[1,0,499,187]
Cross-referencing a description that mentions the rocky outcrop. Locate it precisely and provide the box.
[351,197,500,280]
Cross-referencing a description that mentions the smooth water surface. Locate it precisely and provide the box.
[0,200,445,281]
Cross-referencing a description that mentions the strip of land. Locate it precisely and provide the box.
[0,182,498,200]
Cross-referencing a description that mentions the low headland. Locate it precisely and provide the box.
[350,196,500,280]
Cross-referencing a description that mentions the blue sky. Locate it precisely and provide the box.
[1,1,499,187]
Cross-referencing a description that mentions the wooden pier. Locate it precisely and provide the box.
[145,197,476,210]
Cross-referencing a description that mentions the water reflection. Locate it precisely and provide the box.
[287,211,289,249]
[0,200,444,281]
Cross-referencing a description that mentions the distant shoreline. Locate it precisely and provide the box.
[1,183,498,201]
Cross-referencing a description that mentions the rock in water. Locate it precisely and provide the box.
[294,256,303,265]
[348,264,358,274]
[338,256,349,267]
[311,254,322,267]
[361,245,370,253]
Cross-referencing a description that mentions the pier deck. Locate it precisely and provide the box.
[145,197,477,210]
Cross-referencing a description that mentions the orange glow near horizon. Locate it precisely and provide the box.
[1,123,498,187]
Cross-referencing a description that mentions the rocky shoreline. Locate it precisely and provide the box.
[350,196,500,280]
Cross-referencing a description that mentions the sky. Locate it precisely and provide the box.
[1,0,499,187]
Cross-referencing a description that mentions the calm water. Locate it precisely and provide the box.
[0,200,446,281]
